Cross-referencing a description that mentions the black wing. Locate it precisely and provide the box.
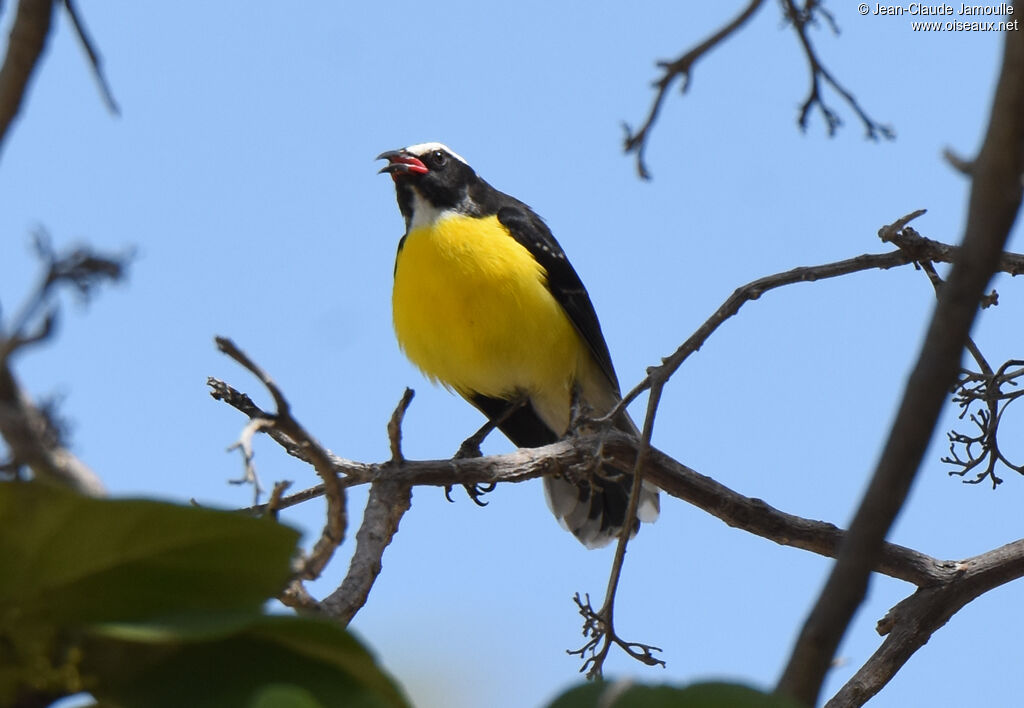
[496,204,620,393]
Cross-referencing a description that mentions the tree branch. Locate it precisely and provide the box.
[777,24,1024,706]
[0,239,127,497]
[614,210,939,421]
[0,0,54,157]
[61,0,118,114]
[213,337,346,583]
[211,221,1024,645]
[780,0,894,139]
[0,365,104,495]
[624,0,766,179]
[827,540,1024,707]
[320,479,411,625]
[625,1,894,179]
[220,423,951,588]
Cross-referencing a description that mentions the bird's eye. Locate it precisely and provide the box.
[432,150,447,167]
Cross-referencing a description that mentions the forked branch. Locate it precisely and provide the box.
[625,1,892,179]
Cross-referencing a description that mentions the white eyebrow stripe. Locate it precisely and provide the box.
[405,142,469,165]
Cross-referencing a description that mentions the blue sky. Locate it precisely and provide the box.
[2,3,1021,707]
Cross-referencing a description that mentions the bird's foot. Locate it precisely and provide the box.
[444,482,496,507]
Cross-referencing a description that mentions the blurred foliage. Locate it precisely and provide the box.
[548,680,801,708]
[0,482,409,708]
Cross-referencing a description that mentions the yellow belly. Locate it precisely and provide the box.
[392,214,583,409]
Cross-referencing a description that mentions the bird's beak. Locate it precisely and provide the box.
[377,149,429,176]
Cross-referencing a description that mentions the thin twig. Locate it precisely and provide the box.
[214,337,345,582]
[623,0,766,179]
[264,480,292,521]
[61,0,118,114]
[611,211,931,423]
[781,0,894,140]
[571,384,667,678]
[942,147,974,176]
[387,388,414,463]
[226,416,272,505]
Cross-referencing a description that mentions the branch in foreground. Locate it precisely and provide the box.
[0,0,54,157]
[777,24,1024,706]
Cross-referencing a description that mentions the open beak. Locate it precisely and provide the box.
[377,149,429,176]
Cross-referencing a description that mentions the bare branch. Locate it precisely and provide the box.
[208,376,368,485]
[225,416,272,504]
[569,592,664,677]
[0,365,104,495]
[614,211,1024,428]
[574,372,667,678]
[777,24,1024,706]
[0,240,127,497]
[320,479,411,625]
[264,480,292,520]
[827,540,1024,707]
[613,211,929,421]
[942,146,974,176]
[625,1,893,179]
[61,0,118,114]
[0,0,54,157]
[229,428,950,588]
[213,337,346,582]
[210,222,1024,650]
[909,260,1024,489]
[780,0,894,140]
[623,0,766,179]
[387,388,414,463]
[879,219,1024,276]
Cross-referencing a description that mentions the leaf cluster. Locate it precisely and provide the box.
[0,483,409,708]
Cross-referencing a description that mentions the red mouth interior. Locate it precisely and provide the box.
[392,155,428,174]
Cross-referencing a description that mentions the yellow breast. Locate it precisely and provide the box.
[392,213,583,403]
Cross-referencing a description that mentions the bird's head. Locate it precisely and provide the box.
[377,143,480,228]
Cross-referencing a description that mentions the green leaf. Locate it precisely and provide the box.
[547,680,801,708]
[249,684,326,708]
[0,482,300,624]
[0,483,408,708]
[83,614,409,708]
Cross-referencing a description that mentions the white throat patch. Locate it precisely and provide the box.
[405,141,468,165]
[408,190,458,231]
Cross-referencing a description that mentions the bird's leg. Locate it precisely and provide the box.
[568,383,609,484]
[446,394,529,506]
[568,383,601,437]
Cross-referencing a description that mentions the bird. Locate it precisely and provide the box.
[377,142,659,548]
